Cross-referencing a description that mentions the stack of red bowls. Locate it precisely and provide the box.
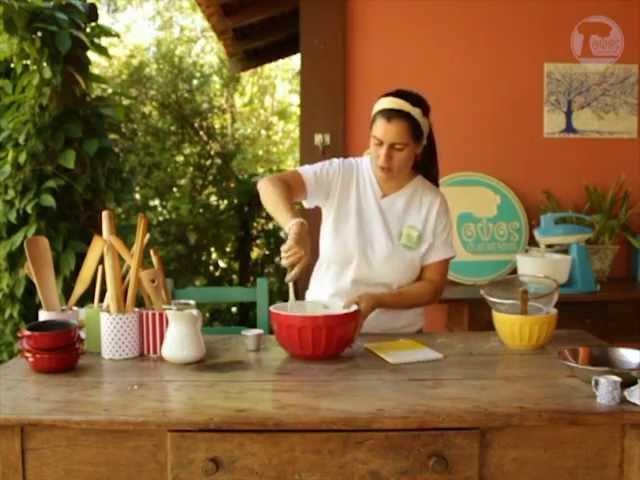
[18,320,83,373]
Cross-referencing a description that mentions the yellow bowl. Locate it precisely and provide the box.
[492,308,558,350]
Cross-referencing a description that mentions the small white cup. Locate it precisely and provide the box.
[592,374,622,405]
[241,329,264,352]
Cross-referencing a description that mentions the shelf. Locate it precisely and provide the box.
[441,279,640,304]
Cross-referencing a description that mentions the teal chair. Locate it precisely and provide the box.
[173,277,270,334]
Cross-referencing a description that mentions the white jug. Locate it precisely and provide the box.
[161,308,205,364]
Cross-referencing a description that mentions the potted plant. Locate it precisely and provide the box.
[539,178,640,282]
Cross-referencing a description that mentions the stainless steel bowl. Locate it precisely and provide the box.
[480,274,559,314]
[558,346,640,387]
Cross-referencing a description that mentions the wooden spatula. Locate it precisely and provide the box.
[105,234,153,308]
[139,268,166,309]
[101,210,124,313]
[125,214,149,312]
[150,248,169,303]
[24,236,61,311]
[67,234,106,308]
[24,261,34,282]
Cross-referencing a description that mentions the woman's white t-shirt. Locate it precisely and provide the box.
[297,155,456,334]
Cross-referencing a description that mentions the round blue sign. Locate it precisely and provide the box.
[440,172,529,284]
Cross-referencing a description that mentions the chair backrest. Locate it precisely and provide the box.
[173,277,269,334]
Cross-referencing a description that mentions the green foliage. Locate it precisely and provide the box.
[97,0,298,326]
[0,0,127,362]
[539,178,640,248]
[0,0,299,359]
[582,179,640,248]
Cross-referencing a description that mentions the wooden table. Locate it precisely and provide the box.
[1,331,639,479]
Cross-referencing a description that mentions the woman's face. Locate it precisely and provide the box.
[369,117,422,185]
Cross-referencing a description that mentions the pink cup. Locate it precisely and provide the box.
[139,310,168,357]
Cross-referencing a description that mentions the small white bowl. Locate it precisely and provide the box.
[516,251,572,284]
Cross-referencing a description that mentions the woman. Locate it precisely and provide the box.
[257,89,456,333]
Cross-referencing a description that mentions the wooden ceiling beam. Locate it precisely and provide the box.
[196,0,301,71]
[195,0,234,46]
[233,34,299,72]
[226,0,298,29]
[227,16,298,56]
[233,25,297,55]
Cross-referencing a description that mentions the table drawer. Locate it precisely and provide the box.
[169,430,479,480]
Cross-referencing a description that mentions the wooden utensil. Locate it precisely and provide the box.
[24,236,61,311]
[103,234,153,308]
[24,261,34,282]
[519,287,529,315]
[101,210,125,313]
[110,235,134,265]
[67,235,106,308]
[150,248,169,303]
[125,214,149,312]
[139,268,166,309]
[288,281,296,310]
[94,264,103,307]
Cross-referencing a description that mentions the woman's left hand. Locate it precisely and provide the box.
[344,293,380,332]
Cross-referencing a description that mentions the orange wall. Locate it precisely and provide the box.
[345,0,640,276]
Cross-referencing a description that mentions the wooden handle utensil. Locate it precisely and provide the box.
[150,248,169,303]
[67,234,106,308]
[104,233,153,309]
[519,287,529,315]
[125,214,149,312]
[94,264,103,308]
[24,236,61,311]
[24,261,34,282]
[139,268,166,309]
[101,210,124,313]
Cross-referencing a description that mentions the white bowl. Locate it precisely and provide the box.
[516,251,572,284]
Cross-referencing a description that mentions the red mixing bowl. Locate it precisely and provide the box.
[18,320,79,351]
[20,341,83,373]
[269,301,360,360]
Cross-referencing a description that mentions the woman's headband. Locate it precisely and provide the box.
[371,97,430,146]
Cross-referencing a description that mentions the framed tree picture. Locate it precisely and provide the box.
[544,63,638,138]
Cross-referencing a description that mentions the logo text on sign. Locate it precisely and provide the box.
[570,16,624,64]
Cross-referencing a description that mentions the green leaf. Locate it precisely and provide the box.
[59,248,76,277]
[0,166,10,181]
[90,42,111,58]
[53,11,70,25]
[55,31,72,54]
[42,178,65,190]
[57,149,76,169]
[39,193,56,208]
[32,23,60,33]
[52,130,65,149]
[26,223,37,238]
[67,67,87,91]
[81,138,99,157]
[3,15,17,36]
[70,29,90,47]
[64,122,83,138]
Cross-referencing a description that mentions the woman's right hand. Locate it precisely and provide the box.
[281,219,310,282]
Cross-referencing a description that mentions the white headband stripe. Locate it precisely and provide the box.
[371,97,430,145]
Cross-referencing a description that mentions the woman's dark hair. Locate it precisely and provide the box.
[370,89,439,187]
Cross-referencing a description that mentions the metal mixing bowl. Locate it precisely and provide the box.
[558,346,640,387]
[480,274,559,314]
